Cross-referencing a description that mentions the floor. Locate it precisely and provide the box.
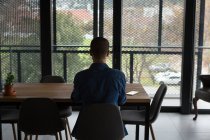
[3,112,210,140]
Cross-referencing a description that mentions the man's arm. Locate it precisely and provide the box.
[118,72,127,105]
[71,74,82,102]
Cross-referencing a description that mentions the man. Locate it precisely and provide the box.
[71,37,127,137]
[71,37,126,105]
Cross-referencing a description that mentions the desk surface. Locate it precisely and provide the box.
[0,83,150,103]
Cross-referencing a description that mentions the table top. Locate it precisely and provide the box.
[0,83,150,104]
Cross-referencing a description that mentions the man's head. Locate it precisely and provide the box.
[90,37,109,61]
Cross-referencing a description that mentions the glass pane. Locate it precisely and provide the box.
[103,0,113,68]
[194,0,210,109]
[162,0,184,47]
[122,0,159,46]
[122,0,185,106]
[54,0,105,83]
[0,0,41,85]
[104,0,113,45]
[55,0,93,46]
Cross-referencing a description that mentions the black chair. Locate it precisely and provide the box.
[74,103,125,140]
[40,75,72,139]
[18,98,66,140]
[0,108,19,140]
[40,75,66,83]
[121,84,167,140]
[193,74,210,120]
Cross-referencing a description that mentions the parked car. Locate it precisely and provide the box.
[149,63,171,72]
[155,72,181,85]
[154,71,181,80]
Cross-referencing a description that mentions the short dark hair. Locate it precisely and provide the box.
[90,37,109,59]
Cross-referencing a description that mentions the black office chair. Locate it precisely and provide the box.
[40,75,72,140]
[18,98,66,140]
[40,75,66,83]
[74,103,125,140]
[0,108,19,140]
[121,84,167,140]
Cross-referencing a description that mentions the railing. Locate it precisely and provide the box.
[0,45,209,97]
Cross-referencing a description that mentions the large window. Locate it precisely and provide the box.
[122,0,185,106]
[0,0,41,87]
[194,0,210,109]
[53,0,113,83]
[1,0,208,111]
[53,0,94,82]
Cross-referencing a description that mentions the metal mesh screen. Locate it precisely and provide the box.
[194,0,200,47]
[122,48,182,97]
[0,0,40,85]
[104,0,113,45]
[15,51,41,82]
[104,0,113,68]
[198,0,210,76]
[66,53,92,83]
[55,0,93,46]
[53,0,94,83]
[122,0,184,102]
[201,49,210,74]
[162,0,184,47]
[193,0,210,109]
[193,0,210,97]
[122,0,159,46]
[204,1,210,46]
[53,53,65,77]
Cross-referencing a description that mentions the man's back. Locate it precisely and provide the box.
[71,63,126,105]
[71,37,128,138]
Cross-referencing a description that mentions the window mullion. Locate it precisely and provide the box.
[93,0,98,37]
[158,0,163,52]
[99,0,104,37]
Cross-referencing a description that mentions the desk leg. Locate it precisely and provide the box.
[145,104,150,140]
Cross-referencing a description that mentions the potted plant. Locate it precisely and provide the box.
[4,72,15,96]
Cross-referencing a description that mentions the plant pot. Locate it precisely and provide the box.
[4,85,16,96]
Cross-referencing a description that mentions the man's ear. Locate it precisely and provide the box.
[90,50,93,56]
[107,50,110,56]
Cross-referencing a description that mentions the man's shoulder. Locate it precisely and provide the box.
[108,68,125,76]
[75,69,90,77]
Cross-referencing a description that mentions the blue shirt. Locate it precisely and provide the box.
[71,63,126,105]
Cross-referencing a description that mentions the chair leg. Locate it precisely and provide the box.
[55,133,59,140]
[35,135,38,140]
[65,118,72,140]
[64,126,68,140]
[135,125,139,140]
[18,125,22,140]
[12,123,17,140]
[59,132,62,140]
[193,97,199,120]
[30,135,32,140]
[150,124,155,140]
[24,134,28,140]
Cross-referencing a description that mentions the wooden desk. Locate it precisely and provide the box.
[0,83,150,140]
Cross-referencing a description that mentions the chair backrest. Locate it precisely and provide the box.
[40,75,65,83]
[76,103,125,140]
[150,84,167,123]
[18,98,65,135]
[199,75,210,88]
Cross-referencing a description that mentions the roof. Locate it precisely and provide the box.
[59,9,92,23]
